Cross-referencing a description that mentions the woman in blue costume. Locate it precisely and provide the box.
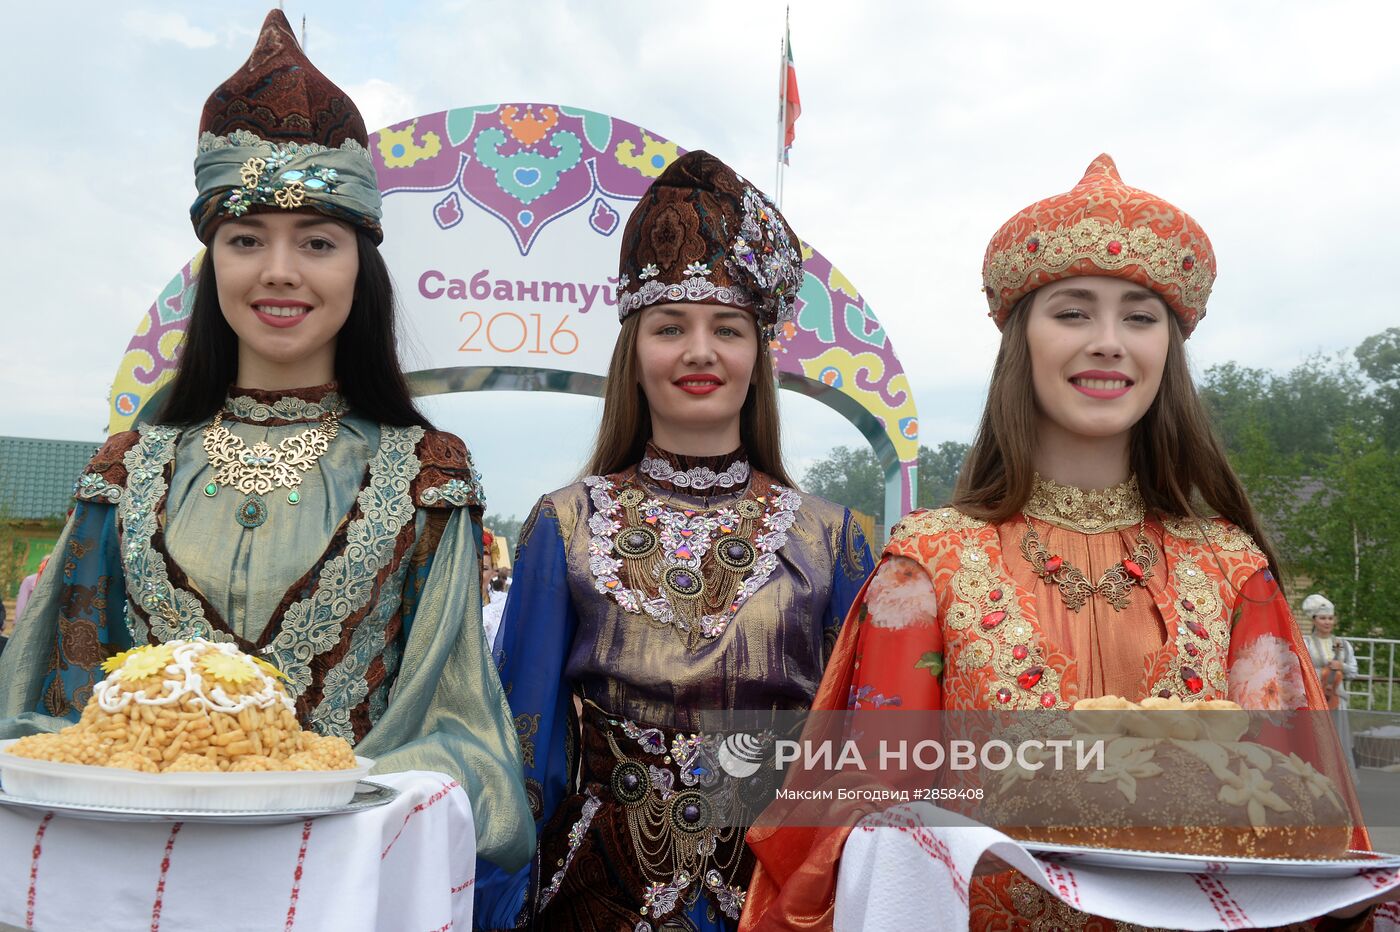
[0,10,533,872]
[474,151,875,930]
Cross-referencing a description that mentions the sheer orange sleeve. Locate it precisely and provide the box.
[742,556,940,931]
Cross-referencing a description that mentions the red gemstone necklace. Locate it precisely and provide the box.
[1019,518,1159,612]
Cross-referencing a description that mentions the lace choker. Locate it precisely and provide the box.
[222,383,343,424]
[638,443,750,492]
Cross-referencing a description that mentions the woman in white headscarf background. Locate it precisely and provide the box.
[1303,593,1358,768]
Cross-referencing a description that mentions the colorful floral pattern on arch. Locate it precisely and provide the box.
[106,104,919,513]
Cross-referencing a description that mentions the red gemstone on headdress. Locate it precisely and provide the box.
[675,546,694,560]
[1012,644,1028,661]
[1158,689,1172,699]
[1026,237,1040,253]
[1182,255,1195,270]
[989,589,1003,602]
[1185,619,1208,639]
[1181,598,1196,612]
[1107,241,1123,256]
[1041,692,1057,708]
[996,687,1013,704]
[1044,556,1064,574]
[1017,667,1044,690]
[1122,559,1144,581]
[980,610,1007,630]
[644,516,659,525]
[1184,642,1200,657]
[679,529,694,538]
[683,510,697,518]
[1182,667,1203,694]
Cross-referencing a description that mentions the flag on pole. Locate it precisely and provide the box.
[781,18,800,164]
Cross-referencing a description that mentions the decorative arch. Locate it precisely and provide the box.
[107,104,919,525]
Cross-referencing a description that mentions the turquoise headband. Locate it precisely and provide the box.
[190,129,383,244]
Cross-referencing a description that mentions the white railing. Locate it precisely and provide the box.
[1345,636,1400,712]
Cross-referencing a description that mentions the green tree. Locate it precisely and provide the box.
[1356,327,1400,447]
[1199,331,1399,638]
[918,441,969,509]
[483,513,524,553]
[1288,423,1400,637]
[802,442,971,518]
[801,446,882,518]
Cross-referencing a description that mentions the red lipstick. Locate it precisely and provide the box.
[252,298,313,329]
[674,374,724,396]
[1068,369,1134,400]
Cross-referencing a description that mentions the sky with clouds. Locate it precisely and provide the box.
[2,1,1397,524]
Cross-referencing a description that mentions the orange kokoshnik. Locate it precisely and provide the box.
[981,154,1216,335]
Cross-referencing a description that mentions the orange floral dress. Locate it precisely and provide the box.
[743,477,1356,932]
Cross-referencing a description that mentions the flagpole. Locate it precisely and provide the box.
[775,6,789,207]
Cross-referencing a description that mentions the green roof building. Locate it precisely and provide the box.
[0,435,102,521]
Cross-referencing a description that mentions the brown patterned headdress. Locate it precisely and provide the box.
[982,154,1216,336]
[189,10,383,243]
[616,151,803,338]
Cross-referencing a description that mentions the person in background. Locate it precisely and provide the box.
[13,556,47,624]
[483,572,509,649]
[1304,593,1358,769]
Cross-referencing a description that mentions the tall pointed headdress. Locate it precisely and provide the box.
[982,154,1216,335]
[189,10,383,243]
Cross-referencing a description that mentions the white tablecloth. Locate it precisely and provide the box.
[0,771,475,932]
[835,804,1400,931]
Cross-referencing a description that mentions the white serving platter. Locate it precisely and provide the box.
[0,779,398,825]
[0,738,372,811]
[1021,841,1400,878]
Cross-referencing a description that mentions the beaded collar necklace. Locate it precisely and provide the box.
[584,455,800,649]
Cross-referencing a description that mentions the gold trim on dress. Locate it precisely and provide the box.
[1160,517,1261,554]
[890,507,987,543]
[1024,474,1144,534]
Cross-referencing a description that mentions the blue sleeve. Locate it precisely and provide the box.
[1,501,134,736]
[824,509,876,660]
[474,496,579,930]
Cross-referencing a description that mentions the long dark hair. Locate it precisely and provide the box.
[582,314,797,486]
[157,228,432,429]
[953,292,1283,579]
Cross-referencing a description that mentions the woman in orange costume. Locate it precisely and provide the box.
[742,154,1370,931]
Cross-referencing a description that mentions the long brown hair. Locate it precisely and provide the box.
[953,293,1283,578]
[582,314,796,486]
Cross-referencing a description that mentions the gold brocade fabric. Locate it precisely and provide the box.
[554,474,856,730]
[1017,475,1164,699]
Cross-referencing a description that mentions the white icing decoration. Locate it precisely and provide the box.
[95,639,295,715]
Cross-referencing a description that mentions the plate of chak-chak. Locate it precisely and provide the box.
[984,694,1400,877]
[0,639,395,823]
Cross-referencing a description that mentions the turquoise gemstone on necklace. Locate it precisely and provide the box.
[236,494,268,529]
[287,490,300,505]
[203,482,218,497]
